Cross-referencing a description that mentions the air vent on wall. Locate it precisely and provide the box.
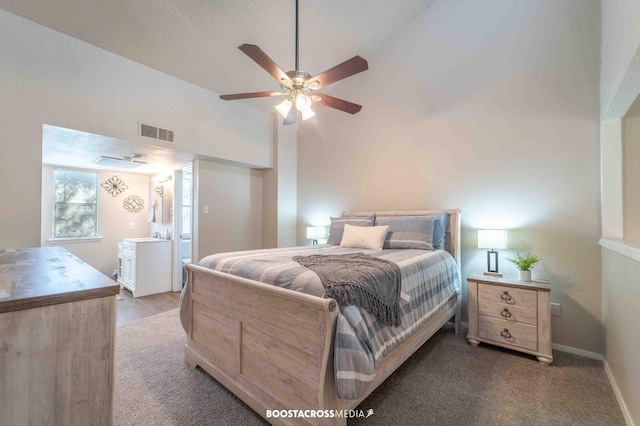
[140,122,174,143]
[93,155,147,169]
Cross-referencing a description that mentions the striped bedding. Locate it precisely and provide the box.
[198,244,460,400]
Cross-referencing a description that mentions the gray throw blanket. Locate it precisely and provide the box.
[293,253,401,326]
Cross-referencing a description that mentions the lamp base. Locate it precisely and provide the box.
[483,271,503,278]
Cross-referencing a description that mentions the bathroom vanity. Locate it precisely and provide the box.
[117,238,172,297]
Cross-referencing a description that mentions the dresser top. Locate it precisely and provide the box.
[467,273,550,291]
[0,247,119,313]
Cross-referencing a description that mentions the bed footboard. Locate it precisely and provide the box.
[182,263,340,425]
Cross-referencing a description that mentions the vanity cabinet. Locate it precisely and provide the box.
[117,238,172,297]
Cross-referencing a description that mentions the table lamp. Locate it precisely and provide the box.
[306,226,329,245]
[477,229,507,277]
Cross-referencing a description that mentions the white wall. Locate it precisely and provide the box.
[197,160,263,259]
[601,0,640,118]
[41,166,150,276]
[0,9,272,250]
[297,0,602,352]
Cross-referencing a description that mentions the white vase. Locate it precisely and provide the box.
[518,270,532,282]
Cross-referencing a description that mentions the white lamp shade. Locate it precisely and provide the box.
[301,107,316,121]
[295,94,312,111]
[275,99,292,118]
[477,230,507,249]
[306,226,329,240]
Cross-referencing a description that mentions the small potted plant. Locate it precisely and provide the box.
[506,252,541,282]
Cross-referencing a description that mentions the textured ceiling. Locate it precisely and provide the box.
[8,1,438,171]
[0,0,437,111]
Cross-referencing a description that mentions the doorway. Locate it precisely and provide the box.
[173,163,195,291]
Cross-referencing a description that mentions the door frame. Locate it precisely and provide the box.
[172,161,196,292]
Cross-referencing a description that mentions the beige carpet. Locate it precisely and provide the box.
[115,309,625,425]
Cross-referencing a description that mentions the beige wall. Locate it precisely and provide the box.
[197,160,262,260]
[623,99,640,240]
[0,9,271,250]
[41,165,150,276]
[297,0,602,352]
[263,114,298,248]
[602,248,640,424]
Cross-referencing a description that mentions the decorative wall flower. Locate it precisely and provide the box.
[123,195,145,213]
[101,175,128,197]
[155,186,163,197]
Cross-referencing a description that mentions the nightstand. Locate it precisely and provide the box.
[467,274,553,365]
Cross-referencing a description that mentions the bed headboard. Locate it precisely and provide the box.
[341,209,462,267]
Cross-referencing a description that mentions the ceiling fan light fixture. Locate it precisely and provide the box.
[295,93,312,111]
[219,1,368,120]
[301,107,316,121]
[275,99,293,118]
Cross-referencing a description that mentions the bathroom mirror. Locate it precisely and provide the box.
[153,185,164,224]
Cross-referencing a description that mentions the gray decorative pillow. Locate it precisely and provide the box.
[327,215,375,245]
[376,215,436,250]
[431,213,448,250]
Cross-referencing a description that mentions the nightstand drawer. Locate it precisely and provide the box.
[479,315,538,352]
[478,301,537,325]
[478,283,536,309]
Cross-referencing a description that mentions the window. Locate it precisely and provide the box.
[53,169,99,238]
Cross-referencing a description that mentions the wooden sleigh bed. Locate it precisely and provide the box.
[180,209,461,426]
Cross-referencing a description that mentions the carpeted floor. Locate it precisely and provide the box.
[114,309,625,426]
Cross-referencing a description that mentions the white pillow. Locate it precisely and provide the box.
[340,224,389,250]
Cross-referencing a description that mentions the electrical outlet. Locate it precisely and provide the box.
[203,205,209,214]
[129,223,135,230]
[551,303,561,317]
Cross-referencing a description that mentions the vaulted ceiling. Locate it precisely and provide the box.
[0,0,437,111]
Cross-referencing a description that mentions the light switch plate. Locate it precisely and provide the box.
[551,303,561,317]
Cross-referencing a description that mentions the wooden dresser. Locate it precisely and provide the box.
[0,247,120,425]
[466,274,553,365]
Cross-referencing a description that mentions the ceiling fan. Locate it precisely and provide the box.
[219,0,368,124]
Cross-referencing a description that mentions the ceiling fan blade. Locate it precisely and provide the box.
[313,93,362,114]
[308,56,368,89]
[220,91,284,100]
[239,44,290,84]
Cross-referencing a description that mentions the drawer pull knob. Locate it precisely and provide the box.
[501,328,512,339]
[501,308,512,318]
[500,291,512,301]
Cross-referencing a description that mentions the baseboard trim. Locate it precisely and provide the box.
[603,359,635,426]
[550,343,604,361]
[460,322,604,361]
